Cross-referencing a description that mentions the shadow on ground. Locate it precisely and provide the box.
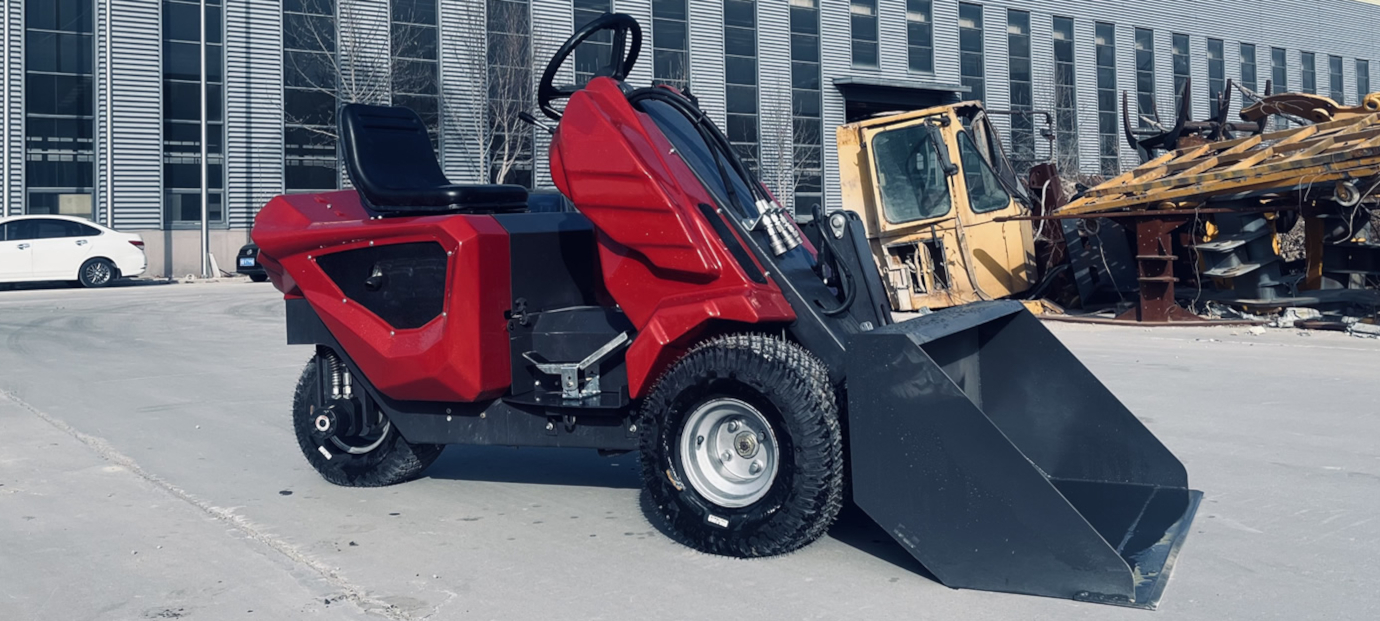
[0,278,177,292]
[424,444,642,489]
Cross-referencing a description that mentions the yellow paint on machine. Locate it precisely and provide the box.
[836,102,1036,312]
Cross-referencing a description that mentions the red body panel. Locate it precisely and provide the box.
[253,191,512,402]
[550,79,795,397]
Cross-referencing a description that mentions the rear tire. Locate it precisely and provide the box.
[293,353,443,487]
[249,273,269,283]
[638,333,844,558]
[78,258,116,288]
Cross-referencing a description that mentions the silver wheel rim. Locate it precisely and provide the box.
[678,398,780,508]
[85,262,111,285]
[331,420,391,455]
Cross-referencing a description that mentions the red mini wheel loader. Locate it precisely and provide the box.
[253,14,1201,609]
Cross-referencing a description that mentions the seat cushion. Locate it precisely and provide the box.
[339,104,529,214]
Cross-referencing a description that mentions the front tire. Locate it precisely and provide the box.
[293,353,443,487]
[249,273,269,283]
[638,333,844,557]
[78,258,116,288]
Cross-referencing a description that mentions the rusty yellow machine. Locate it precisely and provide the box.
[836,102,1041,312]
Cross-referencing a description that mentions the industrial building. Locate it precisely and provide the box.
[4,0,1380,276]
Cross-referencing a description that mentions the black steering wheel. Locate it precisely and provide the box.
[537,13,642,121]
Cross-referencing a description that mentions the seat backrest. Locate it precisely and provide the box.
[339,103,449,207]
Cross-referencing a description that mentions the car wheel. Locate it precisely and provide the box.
[78,258,117,288]
[293,352,443,487]
[638,333,844,558]
[249,274,269,283]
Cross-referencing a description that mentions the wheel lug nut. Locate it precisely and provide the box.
[727,420,739,432]
[697,435,704,446]
[750,461,762,474]
[721,451,732,462]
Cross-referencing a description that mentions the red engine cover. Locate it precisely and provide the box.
[253,191,511,402]
[550,79,796,397]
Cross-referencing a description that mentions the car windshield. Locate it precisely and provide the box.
[957,132,1012,214]
[871,124,953,224]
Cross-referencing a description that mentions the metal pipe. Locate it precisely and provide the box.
[200,0,210,278]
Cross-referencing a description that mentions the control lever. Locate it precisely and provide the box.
[519,111,557,135]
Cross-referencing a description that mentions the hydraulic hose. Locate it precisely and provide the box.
[625,86,855,316]
[811,205,856,317]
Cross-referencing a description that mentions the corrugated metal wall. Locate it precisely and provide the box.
[226,0,284,228]
[109,0,164,229]
[2,0,22,217]
[7,0,1380,225]
[440,0,489,184]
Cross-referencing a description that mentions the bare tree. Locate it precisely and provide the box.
[283,0,405,140]
[758,89,820,218]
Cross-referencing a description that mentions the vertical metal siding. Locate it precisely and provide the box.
[1072,18,1097,172]
[439,0,487,184]
[756,0,791,195]
[110,0,164,229]
[227,0,284,228]
[1189,34,1208,121]
[820,0,849,212]
[931,0,959,85]
[1115,23,1135,170]
[4,0,24,216]
[1027,11,1052,162]
[689,0,726,126]
[984,5,1008,137]
[531,0,573,187]
[614,0,654,87]
[877,0,907,76]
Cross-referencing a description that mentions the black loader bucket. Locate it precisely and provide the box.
[847,301,1201,609]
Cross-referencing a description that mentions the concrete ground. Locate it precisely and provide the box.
[0,281,1376,621]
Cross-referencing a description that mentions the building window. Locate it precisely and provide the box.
[573,0,612,86]
[1302,51,1316,94]
[24,0,96,217]
[487,0,533,186]
[1359,59,1371,100]
[1329,55,1344,102]
[850,0,878,68]
[1239,43,1256,93]
[163,0,226,225]
[725,0,758,174]
[1053,16,1077,169]
[1272,47,1288,130]
[1172,33,1189,98]
[1207,38,1224,118]
[958,3,984,103]
[392,0,440,153]
[283,0,337,192]
[1006,10,1033,173]
[789,0,822,218]
[1134,28,1154,129]
[907,0,933,73]
[1095,23,1117,177]
[653,0,689,88]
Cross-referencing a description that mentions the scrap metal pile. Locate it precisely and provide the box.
[1024,81,1380,327]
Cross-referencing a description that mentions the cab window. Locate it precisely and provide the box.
[957,132,1012,214]
[871,124,953,224]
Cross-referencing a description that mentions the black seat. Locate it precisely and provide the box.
[338,103,529,214]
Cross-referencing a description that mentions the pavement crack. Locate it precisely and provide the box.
[1,389,417,621]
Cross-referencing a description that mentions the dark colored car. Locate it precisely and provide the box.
[236,242,268,282]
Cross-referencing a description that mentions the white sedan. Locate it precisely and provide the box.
[0,215,147,288]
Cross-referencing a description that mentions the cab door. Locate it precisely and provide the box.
[0,221,35,281]
[947,120,1036,299]
[859,115,966,310]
